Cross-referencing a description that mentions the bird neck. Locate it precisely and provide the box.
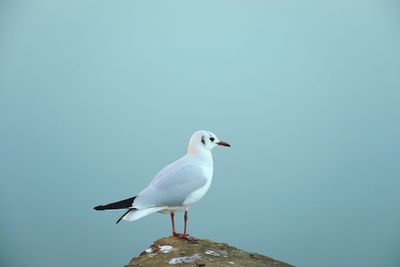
[187,146,213,165]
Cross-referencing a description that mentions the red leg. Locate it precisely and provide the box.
[183,210,188,238]
[171,211,191,240]
[170,212,177,236]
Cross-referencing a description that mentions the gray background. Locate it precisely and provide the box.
[1,1,399,266]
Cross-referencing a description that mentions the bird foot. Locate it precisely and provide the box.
[172,232,187,239]
[172,232,196,241]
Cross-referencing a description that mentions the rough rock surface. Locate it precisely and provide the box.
[125,236,294,267]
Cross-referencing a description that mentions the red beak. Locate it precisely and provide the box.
[216,141,231,147]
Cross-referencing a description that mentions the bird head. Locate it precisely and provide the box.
[187,130,230,154]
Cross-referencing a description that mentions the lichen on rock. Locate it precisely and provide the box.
[125,236,294,267]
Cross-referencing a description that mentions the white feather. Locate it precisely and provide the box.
[122,207,166,222]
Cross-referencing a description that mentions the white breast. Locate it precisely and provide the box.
[183,164,213,206]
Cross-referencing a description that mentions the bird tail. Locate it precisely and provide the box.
[116,207,166,224]
[93,196,136,211]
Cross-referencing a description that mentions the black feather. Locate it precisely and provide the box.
[93,196,136,211]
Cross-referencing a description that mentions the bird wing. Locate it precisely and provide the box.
[133,164,207,209]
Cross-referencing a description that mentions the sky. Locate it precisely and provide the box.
[1,1,400,267]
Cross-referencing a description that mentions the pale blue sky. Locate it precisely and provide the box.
[1,1,399,267]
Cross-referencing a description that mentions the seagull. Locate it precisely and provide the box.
[94,130,230,239]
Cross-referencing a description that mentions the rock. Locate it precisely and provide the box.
[125,236,294,267]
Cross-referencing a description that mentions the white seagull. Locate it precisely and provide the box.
[94,130,230,239]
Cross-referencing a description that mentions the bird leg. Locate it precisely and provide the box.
[170,212,177,236]
[171,211,191,240]
[183,210,188,238]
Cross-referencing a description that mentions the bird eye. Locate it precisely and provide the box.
[209,137,215,142]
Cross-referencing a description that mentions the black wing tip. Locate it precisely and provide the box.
[93,196,136,211]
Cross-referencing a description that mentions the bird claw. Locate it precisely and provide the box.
[172,232,196,241]
[172,232,187,238]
